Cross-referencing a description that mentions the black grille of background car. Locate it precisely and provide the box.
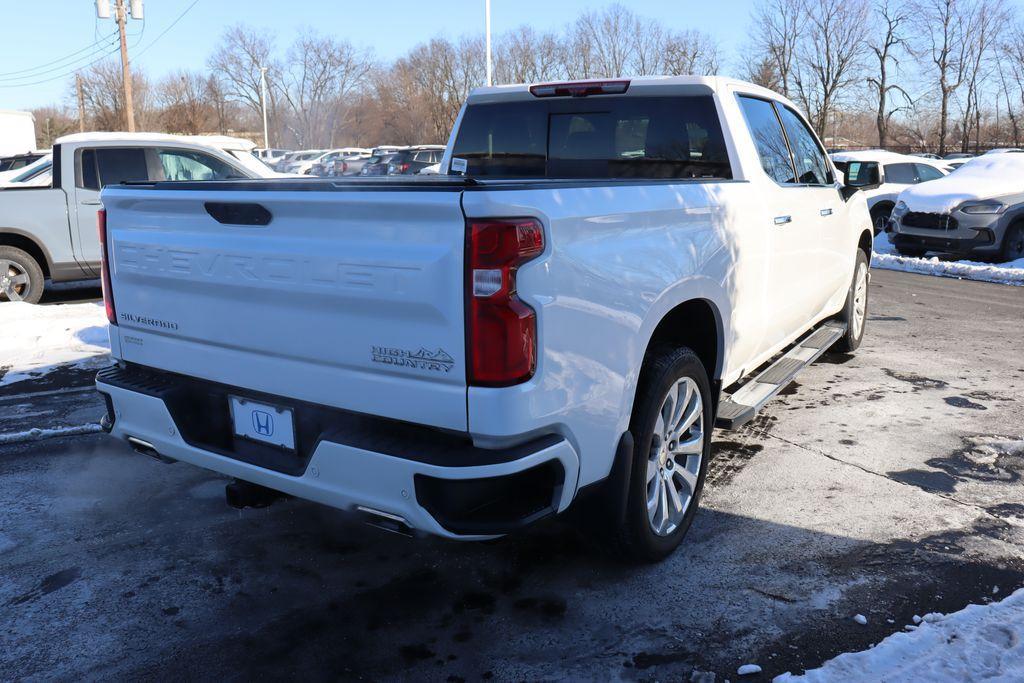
[901,212,958,231]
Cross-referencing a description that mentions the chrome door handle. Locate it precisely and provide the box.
[81,200,102,206]
[820,208,833,216]
[774,215,792,225]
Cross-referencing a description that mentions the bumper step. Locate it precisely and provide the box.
[716,322,846,430]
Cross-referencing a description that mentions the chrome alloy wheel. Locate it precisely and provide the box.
[851,261,868,340]
[646,377,704,537]
[0,259,30,302]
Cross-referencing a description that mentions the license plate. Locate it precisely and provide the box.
[229,397,296,450]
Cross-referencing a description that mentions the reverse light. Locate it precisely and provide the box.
[529,80,630,98]
[466,218,545,386]
[96,208,117,325]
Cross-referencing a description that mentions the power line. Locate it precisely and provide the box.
[131,0,201,62]
[0,43,122,88]
[0,36,120,84]
[0,31,118,78]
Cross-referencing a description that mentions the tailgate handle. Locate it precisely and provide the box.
[205,202,272,226]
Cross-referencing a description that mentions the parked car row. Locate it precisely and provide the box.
[831,147,1024,261]
[258,145,445,176]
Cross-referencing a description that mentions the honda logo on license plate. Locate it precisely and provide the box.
[230,397,295,451]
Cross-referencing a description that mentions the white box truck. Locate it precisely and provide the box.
[0,110,37,157]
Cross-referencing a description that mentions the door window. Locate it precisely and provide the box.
[776,106,832,185]
[914,163,944,182]
[883,163,918,184]
[157,148,240,181]
[737,96,796,184]
[78,147,149,190]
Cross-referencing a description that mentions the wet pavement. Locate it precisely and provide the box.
[1,269,1022,681]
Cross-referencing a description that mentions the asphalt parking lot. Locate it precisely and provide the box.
[1,268,1022,681]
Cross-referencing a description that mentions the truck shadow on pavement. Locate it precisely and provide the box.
[1,435,1022,681]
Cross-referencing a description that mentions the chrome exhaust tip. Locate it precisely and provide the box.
[126,436,175,464]
[357,505,413,537]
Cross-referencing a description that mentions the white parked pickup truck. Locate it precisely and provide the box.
[96,77,873,561]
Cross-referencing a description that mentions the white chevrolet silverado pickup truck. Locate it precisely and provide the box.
[95,77,873,561]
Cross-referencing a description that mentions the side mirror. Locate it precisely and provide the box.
[840,184,860,201]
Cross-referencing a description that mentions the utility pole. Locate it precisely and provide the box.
[260,66,270,148]
[76,74,86,133]
[115,0,135,131]
[485,0,492,86]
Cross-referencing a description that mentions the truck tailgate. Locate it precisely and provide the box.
[101,187,468,431]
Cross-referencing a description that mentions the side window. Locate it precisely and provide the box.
[90,148,149,187]
[737,96,796,184]
[883,163,918,184]
[79,149,100,190]
[915,163,944,182]
[776,106,832,185]
[158,148,239,181]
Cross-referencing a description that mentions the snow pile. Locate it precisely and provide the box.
[896,154,1024,214]
[0,302,109,386]
[774,588,1024,682]
[872,233,1024,285]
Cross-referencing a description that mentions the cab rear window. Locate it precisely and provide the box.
[451,96,732,180]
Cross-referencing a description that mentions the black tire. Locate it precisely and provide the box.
[612,346,712,563]
[869,205,892,235]
[1000,221,1024,262]
[833,250,869,354]
[0,246,45,304]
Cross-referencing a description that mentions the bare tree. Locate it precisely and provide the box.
[750,0,805,98]
[661,30,721,76]
[494,26,564,83]
[955,0,1008,152]
[76,59,152,131]
[868,0,913,147]
[278,31,373,147]
[157,70,213,134]
[208,25,279,121]
[793,0,871,138]
[914,0,974,155]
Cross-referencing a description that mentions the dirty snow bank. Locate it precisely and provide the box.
[896,154,1024,214]
[774,587,1024,682]
[0,302,109,386]
[872,233,1024,285]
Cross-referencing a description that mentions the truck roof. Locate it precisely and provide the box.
[54,132,257,151]
[467,75,787,104]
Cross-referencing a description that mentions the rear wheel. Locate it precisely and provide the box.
[1000,221,1024,262]
[834,250,869,354]
[0,246,44,304]
[613,346,711,562]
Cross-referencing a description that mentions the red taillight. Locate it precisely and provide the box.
[466,218,544,386]
[96,208,116,325]
[529,79,630,98]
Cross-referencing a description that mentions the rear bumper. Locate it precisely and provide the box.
[96,364,580,539]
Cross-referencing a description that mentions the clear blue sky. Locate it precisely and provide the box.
[0,0,754,110]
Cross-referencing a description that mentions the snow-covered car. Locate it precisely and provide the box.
[831,150,949,233]
[0,133,287,304]
[274,150,325,174]
[890,153,1024,261]
[96,75,874,562]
